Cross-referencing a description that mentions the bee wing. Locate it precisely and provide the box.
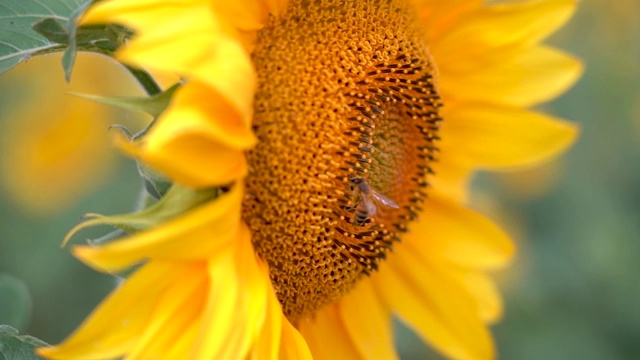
[371,191,399,209]
[362,195,378,216]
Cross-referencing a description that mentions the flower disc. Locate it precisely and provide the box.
[244,0,442,322]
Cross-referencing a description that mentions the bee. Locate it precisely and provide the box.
[350,178,399,226]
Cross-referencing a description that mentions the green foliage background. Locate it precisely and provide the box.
[0,1,638,359]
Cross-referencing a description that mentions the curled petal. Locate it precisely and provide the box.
[73,184,243,273]
[82,0,256,122]
[118,82,257,187]
[119,31,256,122]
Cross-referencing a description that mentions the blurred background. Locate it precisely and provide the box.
[0,52,149,345]
[0,1,638,359]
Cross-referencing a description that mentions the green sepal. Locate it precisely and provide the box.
[138,162,173,200]
[87,228,128,246]
[92,82,180,200]
[69,83,180,118]
[107,123,174,200]
[0,325,48,360]
[62,0,100,82]
[61,22,135,81]
[31,18,69,45]
[63,184,220,246]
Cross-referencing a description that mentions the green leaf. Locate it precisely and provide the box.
[0,0,89,74]
[0,325,47,360]
[0,275,31,331]
[68,83,181,118]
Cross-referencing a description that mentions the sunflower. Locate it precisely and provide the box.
[38,0,581,359]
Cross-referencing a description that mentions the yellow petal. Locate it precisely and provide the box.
[84,0,256,122]
[406,192,515,269]
[82,0,220,45]
[72,184,243,273]
[412,0,483,22]
[444,268,504,324]
[429,158,473,202]
[433,0,577,55]
[439,103,579,170]
[374,247,495,360]
[79,0,185,26]
[118,24,256,122]
[193,224,268,360]
[414,0,482,12]
[299,304,363,360]
[263,0,289,16]
[280,319,313,360]
[229,226,270,355]
[440,46,583,107]
[338,279,399,360]
[130,132,249,188]
[250,289,283,360]
[125,82,256,188]
[213,1,269,31]
[164,319,201,359]
[115,12,221,66]
[152,82,256,146]
[126,266,208,359]
[413,0,483,43]
[190,250,241,360]
[37,261,185,359]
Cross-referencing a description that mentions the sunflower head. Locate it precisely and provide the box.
[246,0,443,322]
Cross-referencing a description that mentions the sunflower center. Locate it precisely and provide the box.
[244,0,441,323]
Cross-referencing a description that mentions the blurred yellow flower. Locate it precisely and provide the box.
[0,53,146,215]
[39,0,582,359]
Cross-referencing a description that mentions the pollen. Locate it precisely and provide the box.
[243,0,441,323]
